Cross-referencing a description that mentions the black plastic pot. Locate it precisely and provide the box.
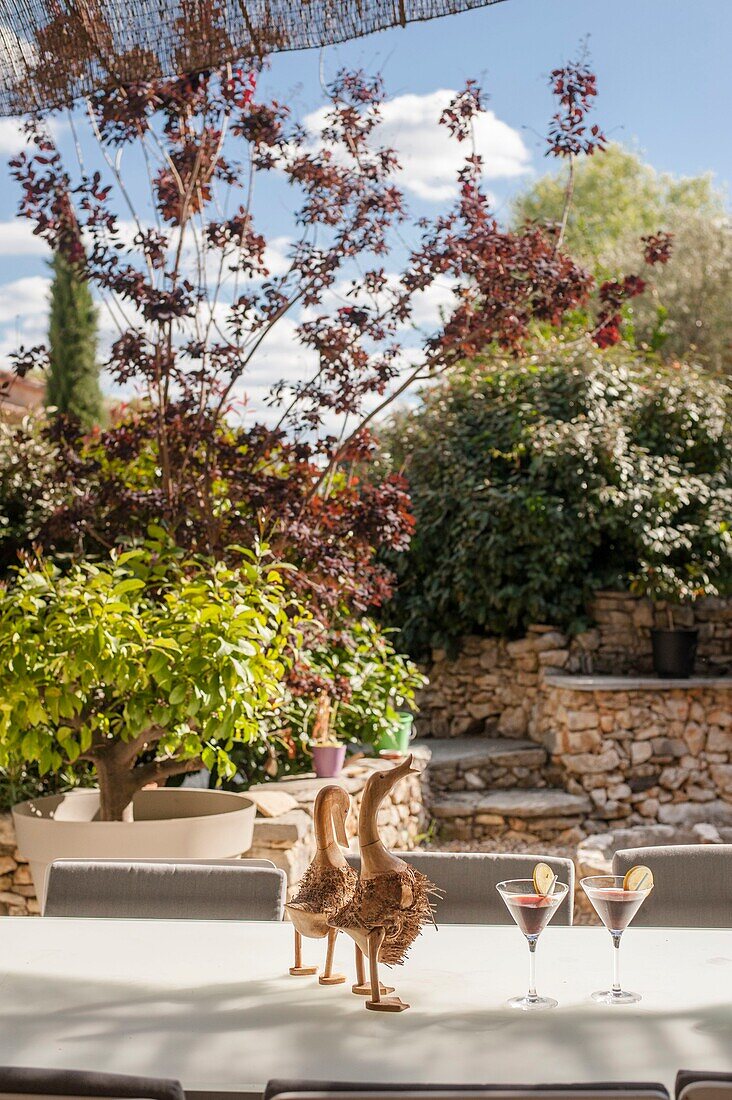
[650,628,698,679]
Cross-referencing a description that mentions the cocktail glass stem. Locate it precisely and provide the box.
[612,934,621,995]
[527,937,538,1001]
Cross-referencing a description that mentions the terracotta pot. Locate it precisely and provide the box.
[311,744,347,778]
[13,786,256,910]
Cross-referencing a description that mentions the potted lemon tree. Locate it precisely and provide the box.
[0,531,301,903]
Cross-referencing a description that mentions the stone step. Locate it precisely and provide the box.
[416,736,547,772]
[430,788,592,821]
[415,736,550,795]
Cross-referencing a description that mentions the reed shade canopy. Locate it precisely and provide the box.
[0,0,507,116]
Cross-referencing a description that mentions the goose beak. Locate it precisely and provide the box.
[388,753,419,783]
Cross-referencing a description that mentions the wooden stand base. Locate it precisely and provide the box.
[352,981,395,995]
[319,973,347,985]
[352,944,394,995]
[365,996,410,1013]
[289,965,318,976]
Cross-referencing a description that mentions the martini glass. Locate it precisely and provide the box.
[496,878,569,1010]
[581,874,653,1004]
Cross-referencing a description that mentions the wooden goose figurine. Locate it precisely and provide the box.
[286,784,357,985]
[329,754,437,1013]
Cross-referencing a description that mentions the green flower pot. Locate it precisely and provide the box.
[373,712,414,755]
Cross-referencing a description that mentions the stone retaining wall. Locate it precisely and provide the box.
[0,814,37,915]
[248,751,430,895]
[417,592,732,740]
[539,678,732,829]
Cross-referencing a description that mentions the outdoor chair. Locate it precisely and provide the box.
[345,851,575,924]
[676,1072,732,1100]
[612,845,732,927]
[43,858,287,920]
[265,1081,670,1100]
[0,1066,184,1100]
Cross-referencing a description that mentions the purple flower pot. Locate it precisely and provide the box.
[312,744,347,778]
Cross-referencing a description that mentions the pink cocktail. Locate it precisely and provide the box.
[496,878,569,1011]
[581,874,653,1004]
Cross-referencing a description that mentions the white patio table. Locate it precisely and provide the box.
[0,919,730,1096]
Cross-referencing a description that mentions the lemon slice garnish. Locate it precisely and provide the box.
[623,865,654,892]
[533,862,556,896]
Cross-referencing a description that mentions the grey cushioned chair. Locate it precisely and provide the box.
[676,1072,732,1100]
[345,851,575,925]
[265,1081,669,1100]
[612,845,732,927]
[0,1066,184,1100]
[44,858,287,920]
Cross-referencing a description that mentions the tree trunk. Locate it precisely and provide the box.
[93,752,138,822]
[89,744,204,821]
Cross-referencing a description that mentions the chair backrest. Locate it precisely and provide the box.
[612,845,732,927]
[44,859,286,921]
[0,1066,184,1100]
[344,851,575,925]
[677,1072,732,1100]
[265,1081,669,1100]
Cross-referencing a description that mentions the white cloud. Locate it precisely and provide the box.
[0,220,49,256]
[0,113,64,157]
[304,89,531,204]
[0,276,49,361]
[0,275,49,325]
[0,118,31,156]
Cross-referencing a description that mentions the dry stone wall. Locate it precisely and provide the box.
[0,814,37,915]
[538,678,732,829]
[417,592,732,740]
[416,592,732,841]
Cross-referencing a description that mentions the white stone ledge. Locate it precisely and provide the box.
[545,674,732,692]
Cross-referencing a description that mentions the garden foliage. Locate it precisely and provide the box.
[380,341,732,655]
[0,54,679,797]
[514,145,732,374]
[0,416,65,576]
[0,531,301,819]
[221,616,427,785]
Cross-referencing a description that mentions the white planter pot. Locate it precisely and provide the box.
[13,787,256,910]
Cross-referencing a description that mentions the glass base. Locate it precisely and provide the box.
[507,994,558,1011]
[591,989,641,1005]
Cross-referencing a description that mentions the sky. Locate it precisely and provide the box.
[0,0,729,417]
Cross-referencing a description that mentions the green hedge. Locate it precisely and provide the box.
[379,341,732,655]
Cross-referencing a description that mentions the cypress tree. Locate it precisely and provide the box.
[47,252,104,428]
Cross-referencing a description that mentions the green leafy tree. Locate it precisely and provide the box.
[513,145,732,374]
[514,144,721,261]
[47,253,104,427]
[0,531,302,820]
[379,340,732,655]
